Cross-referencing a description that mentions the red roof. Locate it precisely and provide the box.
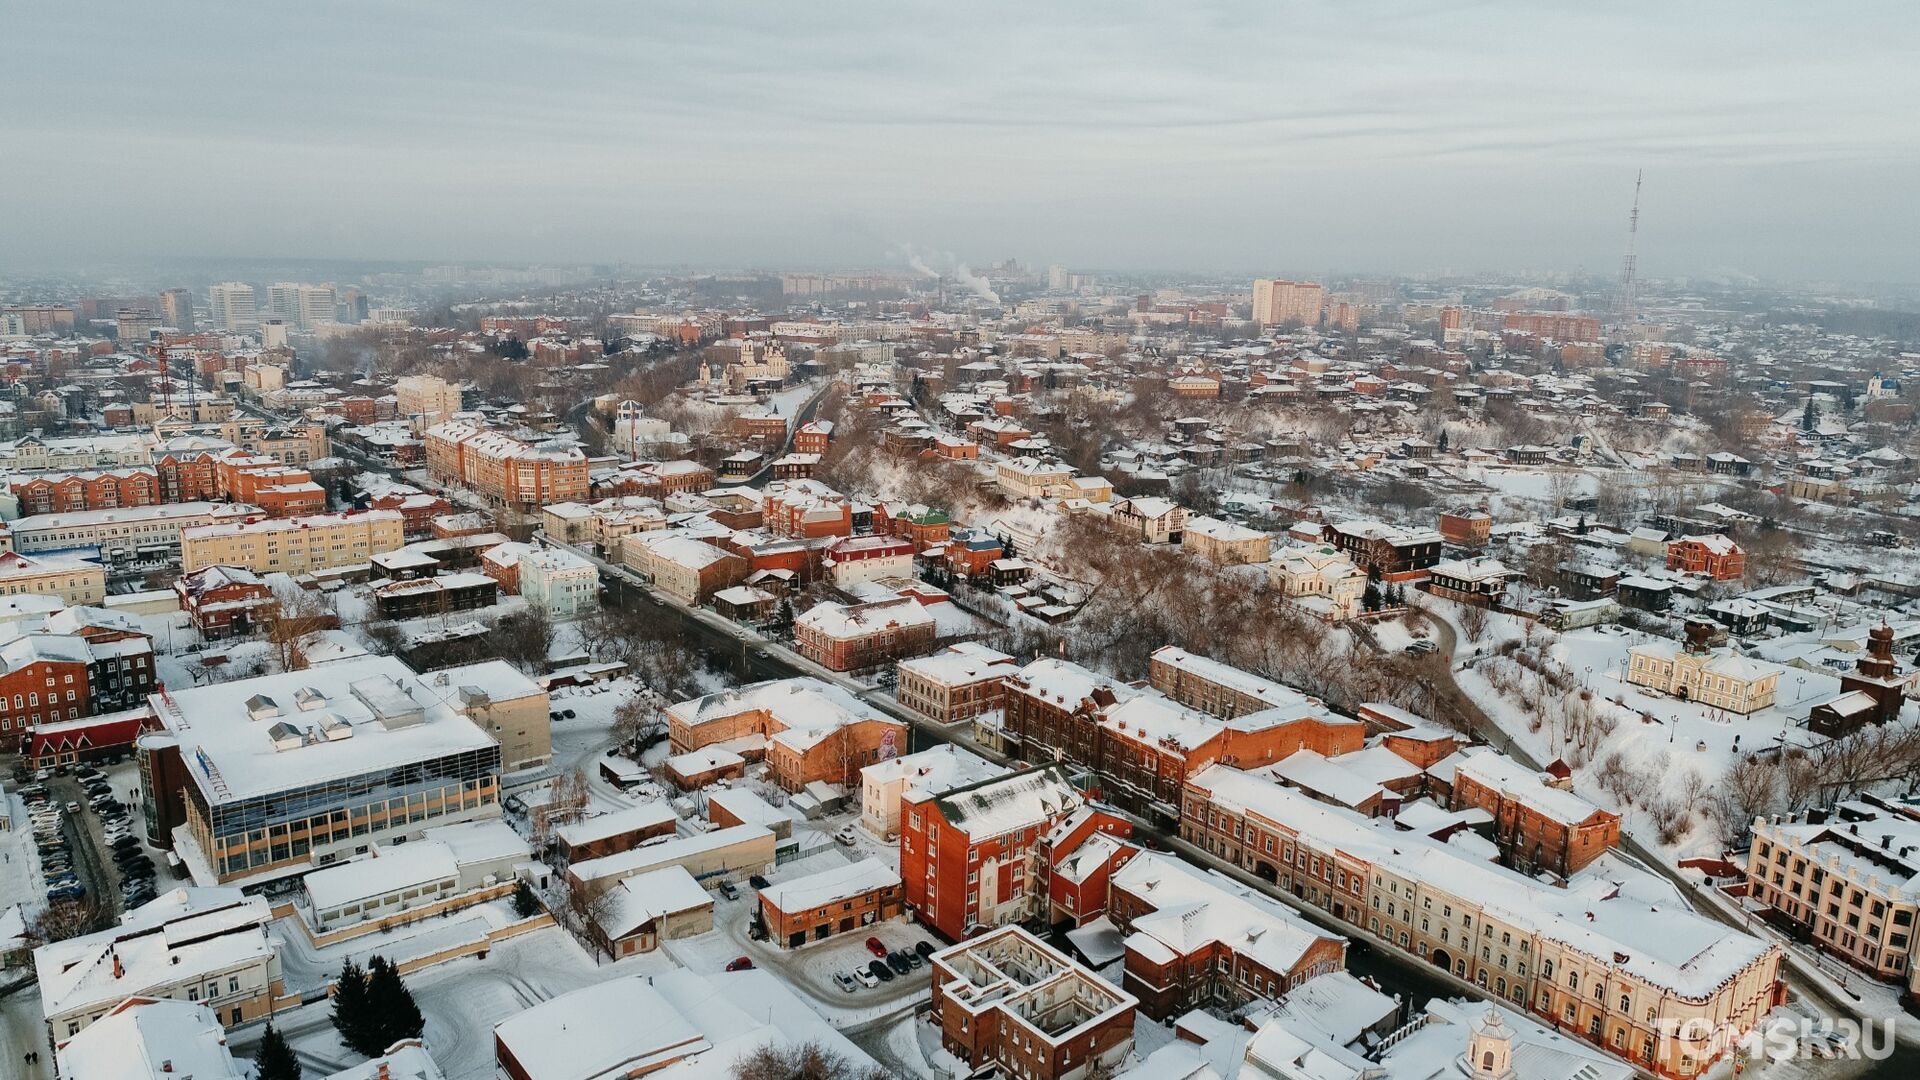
[24,711,156,757]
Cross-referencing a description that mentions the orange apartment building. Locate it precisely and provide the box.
[664,677,907,791]
[1439,507,1493,547]
[424,421,589,511]
[154,446,224,501]
[761,479,854,538]
[794,596,938,672]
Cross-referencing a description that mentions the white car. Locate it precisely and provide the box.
[833,827,858,847]
[852,966,878,988]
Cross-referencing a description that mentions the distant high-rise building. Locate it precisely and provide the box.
[160,287,195,331]
[1252,279,1325,327]
[115,308,161,344]
[266,283,303,326]
[338,286,369,324]
[298,284,338,327]
[208,283,258,331]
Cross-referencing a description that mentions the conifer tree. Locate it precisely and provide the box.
[256,1021,302,1080]
[331,959,373,1056]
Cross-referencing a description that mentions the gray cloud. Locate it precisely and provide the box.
[3,0,1916,281]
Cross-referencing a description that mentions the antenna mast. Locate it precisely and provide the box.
[1612,171,1642,343]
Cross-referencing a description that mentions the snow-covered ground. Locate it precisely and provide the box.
[1457,622,1843,861]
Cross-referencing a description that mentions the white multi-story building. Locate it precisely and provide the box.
[35,888,282,1045]
[207,283,257,332]
[518,545,599,618]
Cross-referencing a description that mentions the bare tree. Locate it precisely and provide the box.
[493,607,556,674]
[610,693,666,754]
[731,1040,892,1080]
[264,588,339,672]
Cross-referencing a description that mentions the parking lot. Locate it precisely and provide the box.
[17,764,159,925]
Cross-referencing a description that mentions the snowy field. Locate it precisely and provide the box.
[1457,622,1843,861]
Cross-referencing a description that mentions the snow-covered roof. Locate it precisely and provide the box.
[152,656,500,805]
[36,889,275,1024]
[760,856,899,913]
[554,802,679,848]
[596,865,713,940]
[55,998,246,1080]
[1114,850,1337,977]
[304,841,461,911]
[1189,767,1774,999]
[929,764,1081,837]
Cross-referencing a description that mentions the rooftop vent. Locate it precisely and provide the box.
[245,694,280,720]
[267,721,303,751]
[294,686,327,711]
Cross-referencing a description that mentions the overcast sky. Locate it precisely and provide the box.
[5,1,1916,281]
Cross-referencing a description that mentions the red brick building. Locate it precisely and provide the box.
[757,856,902,948]
[1041,807,1139,929]
[154,447,222,501]
[1107,849,1346,1020]
[665,677,907,791]
[761,480,853,538]
[928,927,1136,1080]
[1447,751,1622,876]
[9,468,161,515]
[174,564,275,639]
[794,596,937,672]
[1666,534,1745,580]
[369,486,455,537]
[792,420,833,455]
[901,765,1104,941]
[0,635,93,749]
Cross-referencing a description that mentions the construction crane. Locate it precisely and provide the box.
[1610,171,1643,345]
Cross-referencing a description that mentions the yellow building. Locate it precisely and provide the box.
[994,457,1075,501]
[0,551,106,605]
[1626,635,1781,715]
[396,374,465,429]
[180,509,406,574]
[1181,515,1272,565]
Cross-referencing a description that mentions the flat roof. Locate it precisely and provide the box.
[152,655,499,805]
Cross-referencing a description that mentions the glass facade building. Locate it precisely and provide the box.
[185,743,501,880]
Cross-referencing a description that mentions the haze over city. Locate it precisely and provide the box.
[6,1,1919,280]
[8,7,1920,1080]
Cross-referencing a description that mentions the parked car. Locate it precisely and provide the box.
[749,875,771,890]
[1404,639,1439,655]
[833,827,858,847]
[915,940,936,959]
[852,966,879,988]
[865,936,888,958]
[724,956,754,972]
[717,881,739,901]
[832,971,858,993]
[867,959,894,983]
[887,951,912,975]
[47,884,85,901]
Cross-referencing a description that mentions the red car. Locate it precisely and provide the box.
[865,936,888,957]
[725,956,754,972]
